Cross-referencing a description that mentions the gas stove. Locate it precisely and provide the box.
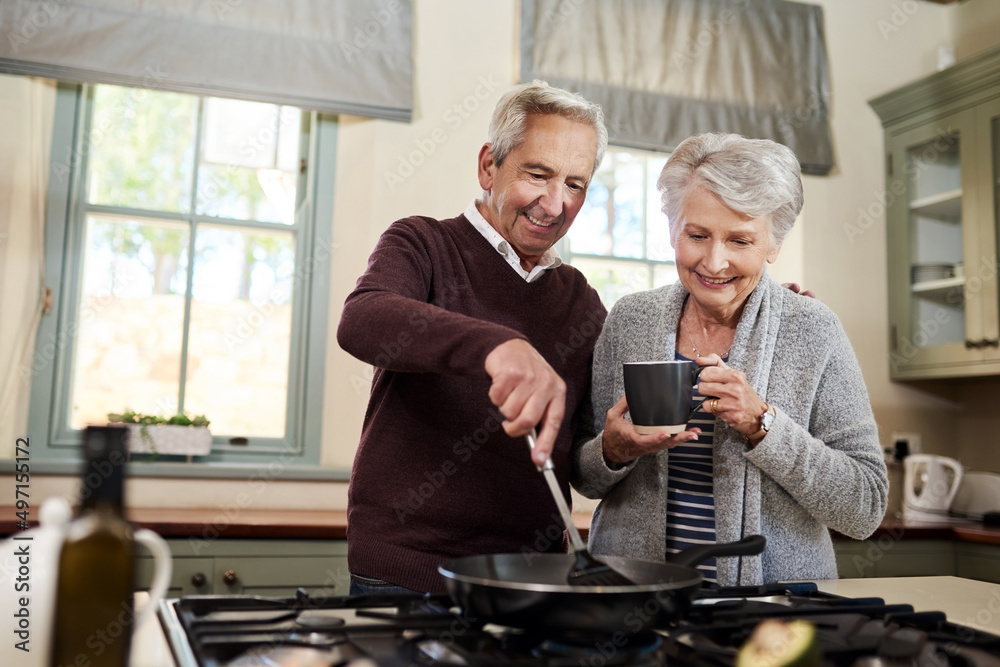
[158,583,1000,666]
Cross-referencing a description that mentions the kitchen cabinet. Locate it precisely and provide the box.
[869,45,1000,379]
[956,541,1000,583]
[835,535,1000,583]
[135,538,350,597]
[833,538,956,578]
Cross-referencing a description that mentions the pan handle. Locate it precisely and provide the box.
[668,535,766,568]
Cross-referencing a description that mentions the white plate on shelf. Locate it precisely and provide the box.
[912,263,954,283]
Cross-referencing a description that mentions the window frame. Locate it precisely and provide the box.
[20,82,338,476]
[561,146,677,306]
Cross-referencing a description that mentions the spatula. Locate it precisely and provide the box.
[525,429,635,587]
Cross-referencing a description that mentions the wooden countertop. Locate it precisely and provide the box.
[3,507,998,544]
[0,506,593,540]
[0,507,351,539]
[839,516,1000,546]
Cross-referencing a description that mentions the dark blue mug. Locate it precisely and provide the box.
[623,360,710,434]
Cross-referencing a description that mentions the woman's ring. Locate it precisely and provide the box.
[709,398,719,414]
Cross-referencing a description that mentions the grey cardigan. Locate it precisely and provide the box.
[571,276,888,585]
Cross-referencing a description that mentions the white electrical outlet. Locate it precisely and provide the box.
[890,432,922,456]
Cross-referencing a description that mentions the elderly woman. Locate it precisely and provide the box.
[571,133,888,586]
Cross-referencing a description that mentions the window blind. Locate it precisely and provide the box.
[0,0,413,121]
[521,0,833,175]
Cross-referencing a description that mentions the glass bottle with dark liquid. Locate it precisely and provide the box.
[50,425,135,667]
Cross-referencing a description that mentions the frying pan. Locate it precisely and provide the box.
[438,534,765,635]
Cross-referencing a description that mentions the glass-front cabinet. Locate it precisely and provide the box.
[871,47,1000,379]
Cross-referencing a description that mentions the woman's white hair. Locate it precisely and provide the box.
[657,133,803,247]
[487,80,608,177]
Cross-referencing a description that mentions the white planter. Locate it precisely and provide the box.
[124,424,213,456]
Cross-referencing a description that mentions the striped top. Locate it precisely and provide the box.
[665,351,718,583]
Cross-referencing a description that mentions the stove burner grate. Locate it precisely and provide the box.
[157,585,1000,667]
[533,630,663,665]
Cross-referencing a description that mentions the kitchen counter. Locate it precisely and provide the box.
[4,506,1000,543]
[133,592,176,667]
[0,506,354,538]
[0,506,593,539]
[854,516,1000,546]
[815,576,1000,633]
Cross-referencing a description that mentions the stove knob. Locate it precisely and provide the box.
[190,572,207,588]
[223,569,239,585]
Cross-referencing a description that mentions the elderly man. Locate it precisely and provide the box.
[337,81,608,594]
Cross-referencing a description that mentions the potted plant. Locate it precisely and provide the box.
[107,410,212,457]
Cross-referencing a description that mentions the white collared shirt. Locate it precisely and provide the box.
[464,200,563,283]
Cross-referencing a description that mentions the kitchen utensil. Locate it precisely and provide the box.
[437,534,765,635]
[524,429,633,586]
[903,454,964,521]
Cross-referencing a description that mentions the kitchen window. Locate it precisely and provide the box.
[563,147,677,307]
[26,83,334,469]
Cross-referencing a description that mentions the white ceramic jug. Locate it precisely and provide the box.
[903,454,964,521]
[0,496,172,667]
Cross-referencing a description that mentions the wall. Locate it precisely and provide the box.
[831,0,1000,474]
[323,1,519,468]
[804,0,960,466]
[6,0,1000,510]
[953,0,1000,60]
[807,0,1000,477]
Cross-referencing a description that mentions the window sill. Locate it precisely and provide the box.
[0,459,350,481]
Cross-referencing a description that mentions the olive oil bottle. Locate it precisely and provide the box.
[50,426,136,667]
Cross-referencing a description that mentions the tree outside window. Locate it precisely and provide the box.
[64,85,308,446]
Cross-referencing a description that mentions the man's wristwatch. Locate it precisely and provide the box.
[746,402,775,443]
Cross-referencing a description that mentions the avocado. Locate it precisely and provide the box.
[736,619,822,667]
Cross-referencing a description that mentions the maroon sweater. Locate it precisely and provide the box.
[337,214,606,592]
